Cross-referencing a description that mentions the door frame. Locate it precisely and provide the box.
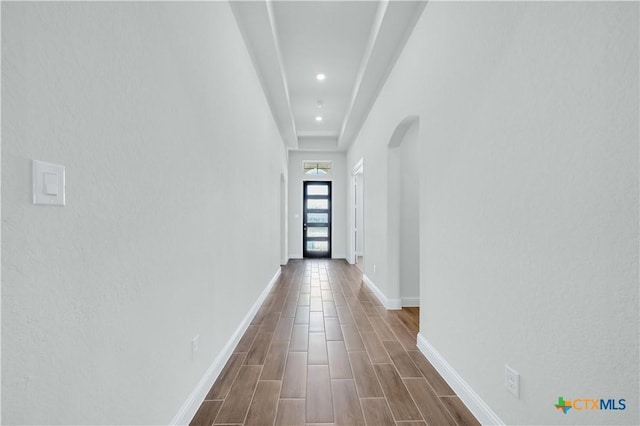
[302,180,332,258]
[350,158,364,264]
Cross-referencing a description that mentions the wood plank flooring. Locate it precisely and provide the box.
[191,259,480,426]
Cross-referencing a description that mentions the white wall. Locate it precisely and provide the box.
[355,173,364,256]
[288,151,346,259]
[347,2,638,425]
[398,122,420,305]
[280,173,288,265]
[0,0,3,417]
[2,2,286,424]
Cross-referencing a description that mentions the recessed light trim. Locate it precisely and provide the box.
[316,73,326,81]
[315,116,323,122]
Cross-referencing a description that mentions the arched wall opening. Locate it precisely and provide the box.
[387,115,420,307]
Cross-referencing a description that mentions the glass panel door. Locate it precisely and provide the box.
[303,181,331,258]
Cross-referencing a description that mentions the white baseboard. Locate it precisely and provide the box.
[286,254,347,261]
[362,274,402,310]
[402,297,420,307]
[280,258,289,266]
[171,267,282,425]
[416,333,504,426]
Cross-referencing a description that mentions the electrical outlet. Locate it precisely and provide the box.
[505,365,520,398]
[192,335,199,360]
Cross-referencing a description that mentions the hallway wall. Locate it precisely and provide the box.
[398,123,420,305]
[288,151,347,260]
[2,2,286,424]
[347,2,638,425]
[355,173,364,257]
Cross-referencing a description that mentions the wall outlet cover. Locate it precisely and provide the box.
[505,365,520,398]
[191,335,199,360]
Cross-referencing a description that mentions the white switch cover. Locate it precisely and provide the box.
[33,160,65,206]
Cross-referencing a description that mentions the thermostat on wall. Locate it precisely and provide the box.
[33,160,65,206]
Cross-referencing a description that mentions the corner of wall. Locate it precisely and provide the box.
[362,274,402,310]
[416,333,505,426]
[171,267,281,425]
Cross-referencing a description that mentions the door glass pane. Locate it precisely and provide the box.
[306,241,329,252]
[307,185,329,196]
[307,213,328,224]
[307,199,328,210]
[307,227,328,237]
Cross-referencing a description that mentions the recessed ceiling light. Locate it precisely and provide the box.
[315,116,323,122]
[316,73,326,81]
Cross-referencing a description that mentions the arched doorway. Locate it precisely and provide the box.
[387,115,420,307]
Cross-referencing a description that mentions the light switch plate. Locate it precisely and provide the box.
[33,160,65,206]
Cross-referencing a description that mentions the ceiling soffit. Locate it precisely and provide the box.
[230,1,426,152]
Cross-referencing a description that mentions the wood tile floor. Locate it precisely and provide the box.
[191,259,480,426]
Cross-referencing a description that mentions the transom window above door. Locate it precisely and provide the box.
[304,161,332,175]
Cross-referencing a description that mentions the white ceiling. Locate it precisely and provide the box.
[230,1,426,151]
